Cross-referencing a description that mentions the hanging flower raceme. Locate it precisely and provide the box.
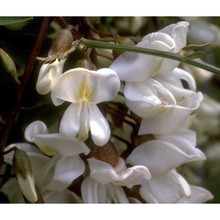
[51,67,121,146]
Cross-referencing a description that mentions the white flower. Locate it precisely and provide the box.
[51,67,120,146]
[177,185,213,203]
[23,120,89,191]
[1,177,82,203]
[81,158,151,203]
[127,129,206,175]
[139,170,192,203]
[109,21,189,81]
[138,91,203,135]
[36,58,66,95]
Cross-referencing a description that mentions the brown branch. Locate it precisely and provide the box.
[0,17,53,151]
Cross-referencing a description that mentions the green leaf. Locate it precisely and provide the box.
[0,17,33,26]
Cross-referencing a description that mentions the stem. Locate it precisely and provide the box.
[0,17,52,151]
[81,38,220,76]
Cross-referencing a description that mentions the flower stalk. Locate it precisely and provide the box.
[81,38,220,76]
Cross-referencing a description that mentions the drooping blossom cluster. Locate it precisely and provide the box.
[1,21,213,203]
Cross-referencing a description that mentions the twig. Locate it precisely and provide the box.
[0,17,53,151]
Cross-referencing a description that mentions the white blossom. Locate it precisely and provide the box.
[51,67,120,146]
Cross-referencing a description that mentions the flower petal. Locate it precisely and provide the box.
[51,67,120,105]
[44,190,82,203]
[127,140,202,175]
[81,176,107,203]
[89,104,111,146]
[88,158,151,187]
[44,155,85,192]
[158,21,189,52]
[24,120,48,143]
[139,92,203,135]
[36,58,66,95]
[59,103,81,139]
[139,170,190,203]
[35,133,90,156]
[178,185,214,203]
[124,79,176,118]
[110,33,176,82]
[106,184,129,203]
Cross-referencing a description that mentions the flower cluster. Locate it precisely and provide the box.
[1,21,213,203]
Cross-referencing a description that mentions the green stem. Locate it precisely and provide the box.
[81,38,220,76]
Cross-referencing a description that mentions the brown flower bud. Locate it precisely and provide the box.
[75,58,97,70]
[49,26,74,56]
[13,149,38,203]
[113,35,135,58]
[88,141,119,168]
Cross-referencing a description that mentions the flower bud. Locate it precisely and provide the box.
[13,149,38,203]
[0,48,19,84]
[75,57,97,70]
[113,35,135,58]
[49,26,74,56]
[88,141,119,168]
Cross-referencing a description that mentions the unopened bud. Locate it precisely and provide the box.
[132,134,155,148]
[88,141,119,168]
[49,26,74,56]
[13,149,38,203]
[113,35,135,58]
[0,48,19,84]
[75,58,97,70]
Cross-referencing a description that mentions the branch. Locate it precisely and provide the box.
[0,17,53,151]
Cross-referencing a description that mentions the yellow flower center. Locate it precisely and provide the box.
[41,145,58,156]
[76,78,92,102]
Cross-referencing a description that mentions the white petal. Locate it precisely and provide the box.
[16,174,38,203]
[110,33,175,82]
[1,178,24,203]
[89,104,111,146]
[156,130,206,161]
[90,68,120,103]
[81,176,107,203]
[106,184,129,203]
[24,120,48,143]
[127,140,202,175]
[139,170,190,203]
[45,156,85,192]
[124,79,176,118]
[51,67,120,105]
[44,190,82,203]
[35,133,90,156]
[78,102,90,141]
[36,59,66,95]
[159,21,189,52]
[59,103,81,139]
[178,185,214,203]
[139,93,203,135]
[88,158,151,187]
